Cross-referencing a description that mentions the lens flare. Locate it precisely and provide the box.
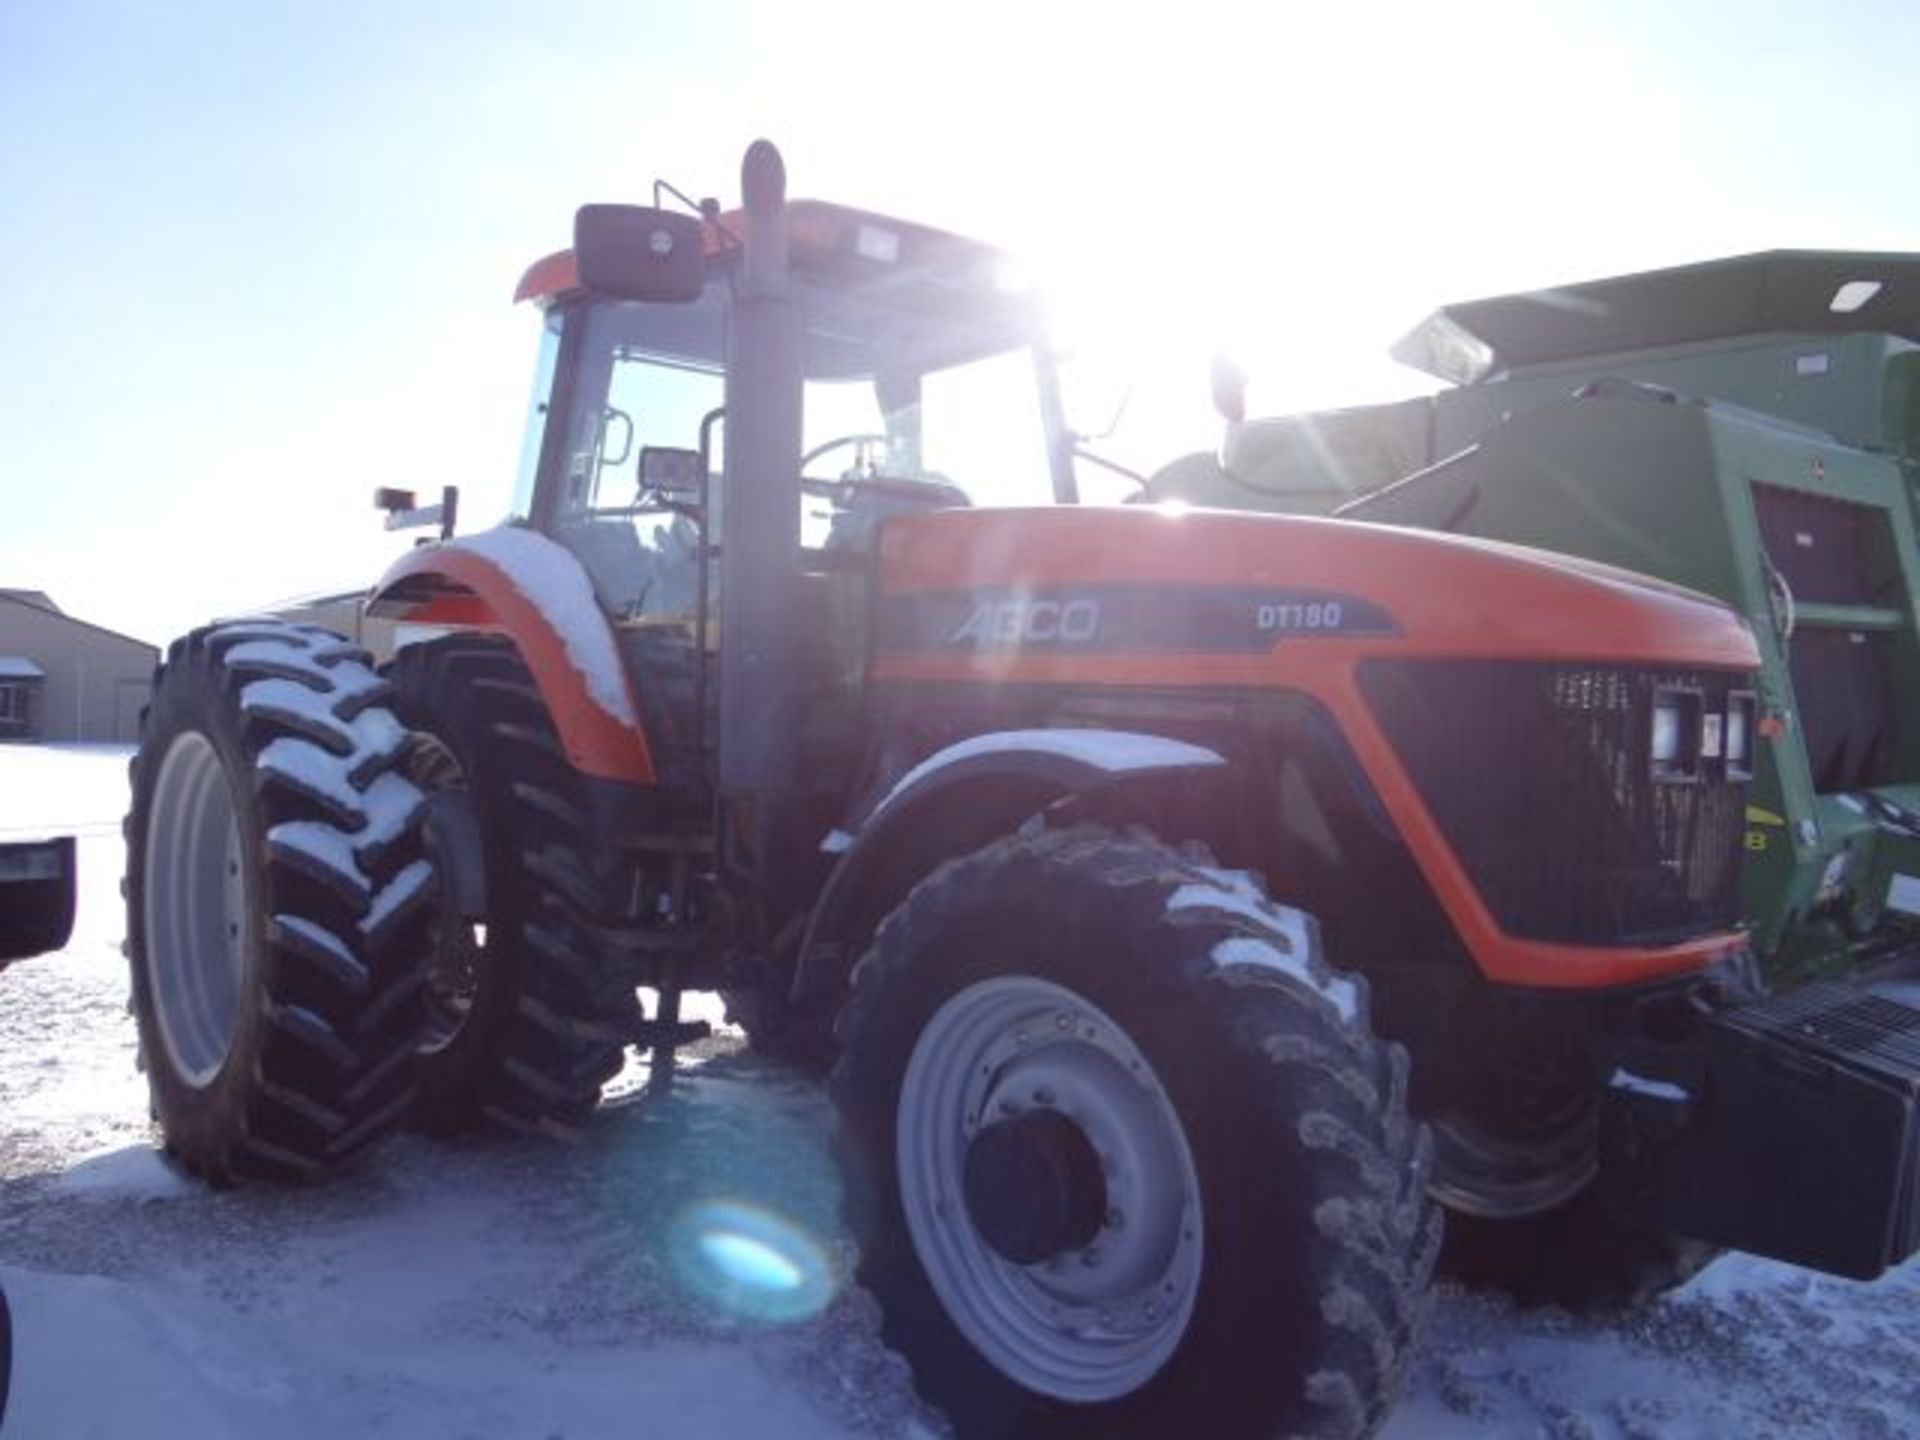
[670,1198,837,1323]
[698,1231,806,1292]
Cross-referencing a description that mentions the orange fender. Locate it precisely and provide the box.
[368,527,655,785]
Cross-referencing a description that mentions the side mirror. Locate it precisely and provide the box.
[574,205,707,304]
[374,485,459,541]
[639,446,703,498]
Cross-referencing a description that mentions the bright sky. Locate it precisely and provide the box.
[2,0,1915,645]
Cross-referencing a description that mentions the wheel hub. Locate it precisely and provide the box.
[963,1107,1108,1266]
[896,975,1205,1403]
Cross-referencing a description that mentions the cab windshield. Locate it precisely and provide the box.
[530,263,1066,532]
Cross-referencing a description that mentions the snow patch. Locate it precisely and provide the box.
[48,1143,193,1201]
[362,858,433,935]
[1609,1068,1693,1103]
[223,636,330,679]
[1870,974,1920,1009]
[344,703,406,761]
[272,913,368,985]
[354,771,423,853]
[1210,935,1359,1023]
[448,525,638,726]
[258,736,357,811]
[868,728,1224,827]
[1167,877,1278,934]
[9,744,1920,1440]
[241,677,352,747]
[268,820,367,891]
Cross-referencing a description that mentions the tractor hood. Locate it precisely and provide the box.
[872,506,1759,674]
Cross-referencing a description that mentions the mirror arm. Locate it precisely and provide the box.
[376,484,460,541]
[1071,445,1148,492]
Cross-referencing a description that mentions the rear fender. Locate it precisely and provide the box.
[790,729,1229,1008]
[368,527,654,784]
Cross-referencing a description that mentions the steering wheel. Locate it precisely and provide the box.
[800,433,968,509]
[800,433,888,475]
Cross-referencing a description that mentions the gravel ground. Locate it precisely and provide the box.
[3,745,1918,1438]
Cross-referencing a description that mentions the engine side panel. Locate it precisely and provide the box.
[870,508,1759,990]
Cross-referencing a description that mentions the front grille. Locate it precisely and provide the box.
[1360,661,1749,946]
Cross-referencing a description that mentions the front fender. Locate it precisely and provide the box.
[368,526,654,784]
[790,729,1229,1007]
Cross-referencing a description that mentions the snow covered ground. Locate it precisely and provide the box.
[3,743,1918,1438]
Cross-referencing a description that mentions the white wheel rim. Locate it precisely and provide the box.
[897,975,1204,1403]
[143,731,251,1086]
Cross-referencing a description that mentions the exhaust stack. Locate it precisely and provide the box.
[718,139,803,798]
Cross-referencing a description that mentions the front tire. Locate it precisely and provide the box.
[830,826,1439,1439]
[125,623,434,1183]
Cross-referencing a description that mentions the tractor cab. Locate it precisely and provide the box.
[499,189,1074,794]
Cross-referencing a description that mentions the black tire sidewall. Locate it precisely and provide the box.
[399,721,504,1121]
[388,636,619,1134]
[389,641,518,1128]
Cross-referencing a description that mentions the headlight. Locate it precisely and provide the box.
[1651,687,1703,780]
[1724,691,1757,779]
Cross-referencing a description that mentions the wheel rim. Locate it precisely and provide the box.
[143,731,250,1087]
[409,730,484,1053]
[897,975,1204,1404]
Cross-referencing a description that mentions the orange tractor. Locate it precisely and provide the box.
[124,144,1920,1437]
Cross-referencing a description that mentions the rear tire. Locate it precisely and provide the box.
[830,825,1438,1439]
[125,623,434,1183]
[387,635,625,1137]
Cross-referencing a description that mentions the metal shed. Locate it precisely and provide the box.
[0,592,158,743]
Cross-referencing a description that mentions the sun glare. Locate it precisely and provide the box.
[669,1198,839,1324]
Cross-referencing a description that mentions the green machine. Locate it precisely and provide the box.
[1150,250,1920,979]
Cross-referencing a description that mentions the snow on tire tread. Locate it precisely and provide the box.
[127,620,433,1184]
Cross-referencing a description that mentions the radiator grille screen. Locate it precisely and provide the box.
[1360,661,1749,946]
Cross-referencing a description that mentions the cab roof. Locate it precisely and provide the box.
[1393,249,1920,385]
[513,198,1018,306]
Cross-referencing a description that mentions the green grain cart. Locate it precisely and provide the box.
[1151,250,1920,983]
